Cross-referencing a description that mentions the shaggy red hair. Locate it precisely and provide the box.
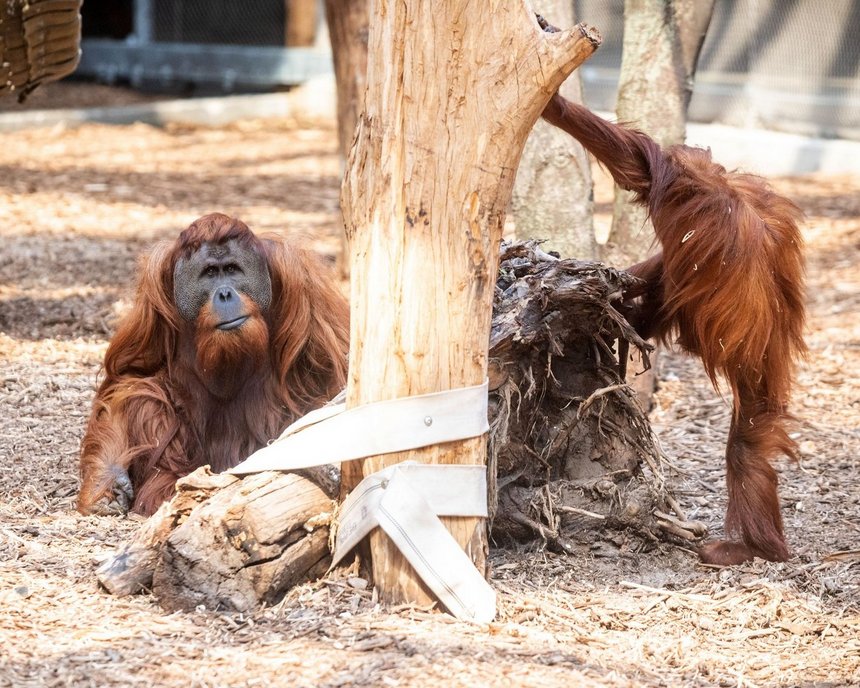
[543,94,806,564]
[78,214,349,516]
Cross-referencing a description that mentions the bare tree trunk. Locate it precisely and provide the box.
[601,0,713,405]
[512,1,596,260]
[340,3,599,608]
[285,0,319,46]
[602,0,714,267]
[323,0,368,162]
[323,0,369,279]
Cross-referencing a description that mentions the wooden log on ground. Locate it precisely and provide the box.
[153,471,335,612]
[96,470,238,597]
[98,467,337,612]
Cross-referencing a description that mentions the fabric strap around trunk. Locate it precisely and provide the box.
[228,380,495,624]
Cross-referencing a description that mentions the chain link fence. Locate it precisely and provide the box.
[74,0,858,139]
[150,0,285,46]
[575,0,860,140]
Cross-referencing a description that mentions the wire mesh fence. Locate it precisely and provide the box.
[575,0,860,139]
[151,0,286,46]
[73,0,859,139]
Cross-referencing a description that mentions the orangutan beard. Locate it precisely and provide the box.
[193,300,271,398]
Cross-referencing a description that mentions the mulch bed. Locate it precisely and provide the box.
[0,85,857,687]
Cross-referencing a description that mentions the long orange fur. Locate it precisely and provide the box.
[543,93,806,564]
[78,214,349,516]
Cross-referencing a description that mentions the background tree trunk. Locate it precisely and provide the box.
[601,0,714,405]
[340,3,599,609]
[323,0,368,162]
[512,1,596,261]
[285,0,319,47]
[602,0,714,267]
[323,0,369,278]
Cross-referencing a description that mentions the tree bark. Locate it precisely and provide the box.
[512,0,596,260]
[323,0,369,279]
[285,0,319,47]
[339,3,599,608]
[601,0,714,267]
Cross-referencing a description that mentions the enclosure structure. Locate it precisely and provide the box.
[72,0,860,141]
[75,0,330,91]
[575,0,860,139]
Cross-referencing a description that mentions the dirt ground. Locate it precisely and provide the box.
[0,84,858,688]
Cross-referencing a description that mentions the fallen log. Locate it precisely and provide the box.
[98,467,339,612]
[96,469,238,598]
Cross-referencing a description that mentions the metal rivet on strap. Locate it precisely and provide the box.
[424,416,433,427]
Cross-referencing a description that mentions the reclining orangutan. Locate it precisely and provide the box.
[541,93,806,566]
[77,213,349,517]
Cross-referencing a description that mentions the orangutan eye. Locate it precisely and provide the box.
[225,264,239,275]
[202,265,218,278]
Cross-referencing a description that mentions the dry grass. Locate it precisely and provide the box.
[1,87,858,687]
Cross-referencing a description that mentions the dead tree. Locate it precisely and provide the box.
[338,1,598,609]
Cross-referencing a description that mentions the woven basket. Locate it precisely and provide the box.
[1,0,82,101]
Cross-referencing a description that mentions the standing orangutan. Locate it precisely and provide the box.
[542,93,806,565]
[78,213,349,517]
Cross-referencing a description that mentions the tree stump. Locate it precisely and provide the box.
[487,242,673,552]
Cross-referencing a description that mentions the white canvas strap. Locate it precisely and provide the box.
[227,380,495,624]
[332,462,495,623]
[229,380,489,474]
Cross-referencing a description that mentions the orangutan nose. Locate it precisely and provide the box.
[212,286,246,328]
